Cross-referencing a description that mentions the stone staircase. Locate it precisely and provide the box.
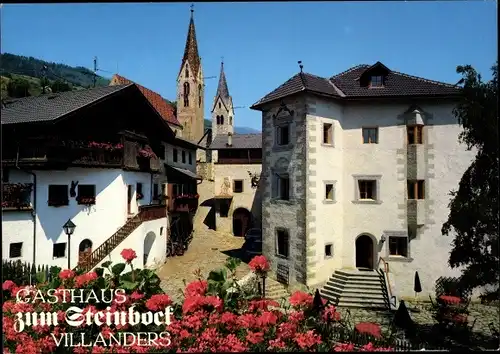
[320,269,389,309]
[264,277,289,302]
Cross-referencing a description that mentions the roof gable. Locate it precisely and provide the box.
[110,74,180,126]
[208,133,262,150]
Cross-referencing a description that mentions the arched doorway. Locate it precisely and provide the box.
[144,232,156,267]
[355,235,374,269]
[78,239,93,266]
[233,208,251,237]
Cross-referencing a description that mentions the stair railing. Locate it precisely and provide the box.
[377,257,397,309]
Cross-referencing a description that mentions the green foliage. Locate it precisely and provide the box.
[50,79,72,93]
[442,62,499,303]
[7,77,31,98]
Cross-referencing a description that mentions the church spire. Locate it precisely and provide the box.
[216,60,230,102]
[179,6,201,77]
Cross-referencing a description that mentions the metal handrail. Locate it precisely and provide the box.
[378,256,396,308]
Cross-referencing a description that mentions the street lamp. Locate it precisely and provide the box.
[63,219,76,269]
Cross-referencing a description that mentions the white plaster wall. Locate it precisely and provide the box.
[213,163,262,233]
[95,217,168,271]
[2,168,154,269]
[306,98,345,283]
[165,143,197,174]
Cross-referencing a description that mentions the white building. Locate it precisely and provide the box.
[250,61,475,300]
[1,84,196,271]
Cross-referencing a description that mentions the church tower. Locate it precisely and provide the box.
[211,61,234,136]
[176,7,205,143]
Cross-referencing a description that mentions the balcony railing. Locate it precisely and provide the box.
[2,183,33,211]
[168,194,199,213]
[139,204,167,221]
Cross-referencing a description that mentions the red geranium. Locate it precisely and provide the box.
[59,269,75,280]
[355,322,382,339]
[2,280,15,291]
[249,255,270,274]
[120,249,137,263]
[289,291,314,308]
[439,295,461,305]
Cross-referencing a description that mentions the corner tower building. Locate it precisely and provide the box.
[176,9,205,143]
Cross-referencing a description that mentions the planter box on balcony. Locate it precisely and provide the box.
[48,200,69,207]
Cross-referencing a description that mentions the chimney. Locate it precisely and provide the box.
[226,132,233,147]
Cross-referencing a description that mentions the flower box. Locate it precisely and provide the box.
[47,199,69,207]
[76,196,96,205]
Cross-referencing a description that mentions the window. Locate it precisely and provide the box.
[182,150,186,163]
[325,184,334,200]
[219,102,221,109]
[219,200,230,217]
[53,243,66,258]
[48,185,69,206]
[362,127,378,144]
[275,174,290,200]
[276,229,289,258]
[9,242,22,258]
[233,180,243,193]
[77,185,96,205]
[185,67,189,78]
[229,117,232,125]
[2,168,9,183]
[407,125,423,144]
[136,183,143,200]
[220,115,224,125]
[183,82,190,107]
[189,152,193,165]
[325,244,333,258]
[358,180,376,200]
[370,75,384,87]
[173,149,178,162]
[153,183,159,200]
[323,123,333,144]
[276,125,290,146]
[198,84,202,107]
[389,237,408,257]
[407,180,425,200]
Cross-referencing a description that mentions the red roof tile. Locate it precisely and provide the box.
[110,74,180,126]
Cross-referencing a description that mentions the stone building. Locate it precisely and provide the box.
[250,61,475,300]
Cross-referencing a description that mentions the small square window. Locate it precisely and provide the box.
[323,123,333,144]
[325,184,334,200]
[48,185,69,206]
[407,180,425,200]
[173,149,178,163]
[389,237,408,257]
[53,243,67,258]
[233,180,243,193]
[276,125,290,146]
[9,242,22,258]
[362,128,378,144]
[276,229,289,258]
[325,244,333,258]
[189,152,193,165]
[358,180,376,200]
[182,150,186,163]
[77,185,96,205]
[407,125,423,144]
[275,174,290,200]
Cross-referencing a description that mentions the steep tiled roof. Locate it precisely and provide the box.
[1,84,130,125]
[251,72,341,107]
[179,12,201,77]
[110,74,180,126]
[251,62,460,108]
[208,133,262,150]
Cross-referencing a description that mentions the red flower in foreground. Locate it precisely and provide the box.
[185,280,208,297]
[145,294,172,311]
[289,291,314,308]
[120,249,137,263]
[355,322,382,339]
[2,280,15,291]
[249,255,270,274]
[439,295,461,305]
[59,269,75,280]
[452,314,468,324]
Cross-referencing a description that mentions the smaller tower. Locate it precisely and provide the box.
[211,61,234,136]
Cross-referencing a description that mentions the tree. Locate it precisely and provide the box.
[442,62,498,302]
[50,80,72,93]
[6,78,31,98]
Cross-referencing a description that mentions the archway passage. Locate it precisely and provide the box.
[144,232,156,267]
[233,208,251,237]
[355,235,374,269]
[78,239,93,265]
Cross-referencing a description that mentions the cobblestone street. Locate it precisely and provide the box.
[156,228,250,303]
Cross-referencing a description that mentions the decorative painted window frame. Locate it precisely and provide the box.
[275,227,290,259]
[382,230,413,262]
[352,175,382,204]
[323,180,337,204]
[272,103,295,152]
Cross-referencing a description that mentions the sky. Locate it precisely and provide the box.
[1,2,497,131]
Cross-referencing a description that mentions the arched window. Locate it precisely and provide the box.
[198,84,202,107]
[185,67,189,78]
[219,102,221,109]
[229,116,232,125]
[216,116,220,125]
[220,115,224,125]
[183,82,190,107]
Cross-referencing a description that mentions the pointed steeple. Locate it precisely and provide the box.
[216,61,230,102]
[179,6,201,77]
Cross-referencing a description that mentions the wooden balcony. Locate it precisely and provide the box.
[167,195,199,213]
[139,204,167,221]
[2,183,33,211]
